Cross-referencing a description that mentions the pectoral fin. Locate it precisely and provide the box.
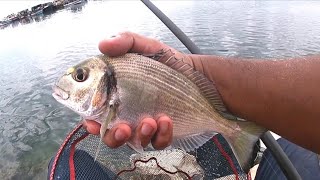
[94,104,117,161]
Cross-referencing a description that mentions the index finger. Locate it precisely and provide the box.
[98,31,170,57]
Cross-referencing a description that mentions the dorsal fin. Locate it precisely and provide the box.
[142,50,243,121]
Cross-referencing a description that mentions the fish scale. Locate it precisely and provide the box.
[112,60,216,118]
[110,70,219,136]
[53,53,266,172]
[108,57,229,130]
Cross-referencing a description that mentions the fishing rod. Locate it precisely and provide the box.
[141,0,302,180]
[141,0,202,54]
[260,132,302,180]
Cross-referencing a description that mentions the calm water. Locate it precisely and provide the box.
[1,1,320,179]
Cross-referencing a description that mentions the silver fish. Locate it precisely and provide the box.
[52,53,266,172]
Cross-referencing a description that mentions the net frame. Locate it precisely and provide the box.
[49,124,254,180]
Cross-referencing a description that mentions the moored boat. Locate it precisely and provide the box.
[43,2,57,15]
[53,0,65,11]
[65,0,87,9]
[17,9,31,19]
[31,4,44,16]
[0,20,9,26]
[5,13,19,23]
[0,20,10,29]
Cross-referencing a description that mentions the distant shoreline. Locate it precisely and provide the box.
[1,0,87,29]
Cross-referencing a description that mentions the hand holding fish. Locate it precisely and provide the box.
[53,31,320,173]
[83,115,173,149]
[54,31,265,172]
[83,32,179,150]
[95,32,320,154]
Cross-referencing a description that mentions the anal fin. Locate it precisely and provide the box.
[171,132,218,152]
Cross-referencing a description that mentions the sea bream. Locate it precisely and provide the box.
[52,52,266,172]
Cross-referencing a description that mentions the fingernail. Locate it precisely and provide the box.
[160,121,169,134]
[114,129,126,141]
[141,123,153,136]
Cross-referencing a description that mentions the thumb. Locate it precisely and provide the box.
[98,32,169,57]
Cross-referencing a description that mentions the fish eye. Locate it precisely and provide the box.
[72,67,88,82]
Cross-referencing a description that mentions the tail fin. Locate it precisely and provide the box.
[224,122,266,173]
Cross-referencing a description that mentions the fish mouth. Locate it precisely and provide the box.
[52,84,70,101]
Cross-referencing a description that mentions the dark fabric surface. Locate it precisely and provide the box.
[48,150,113,180]
[255,138,320,180]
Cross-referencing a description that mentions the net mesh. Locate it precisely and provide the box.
[49,124,253,180]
